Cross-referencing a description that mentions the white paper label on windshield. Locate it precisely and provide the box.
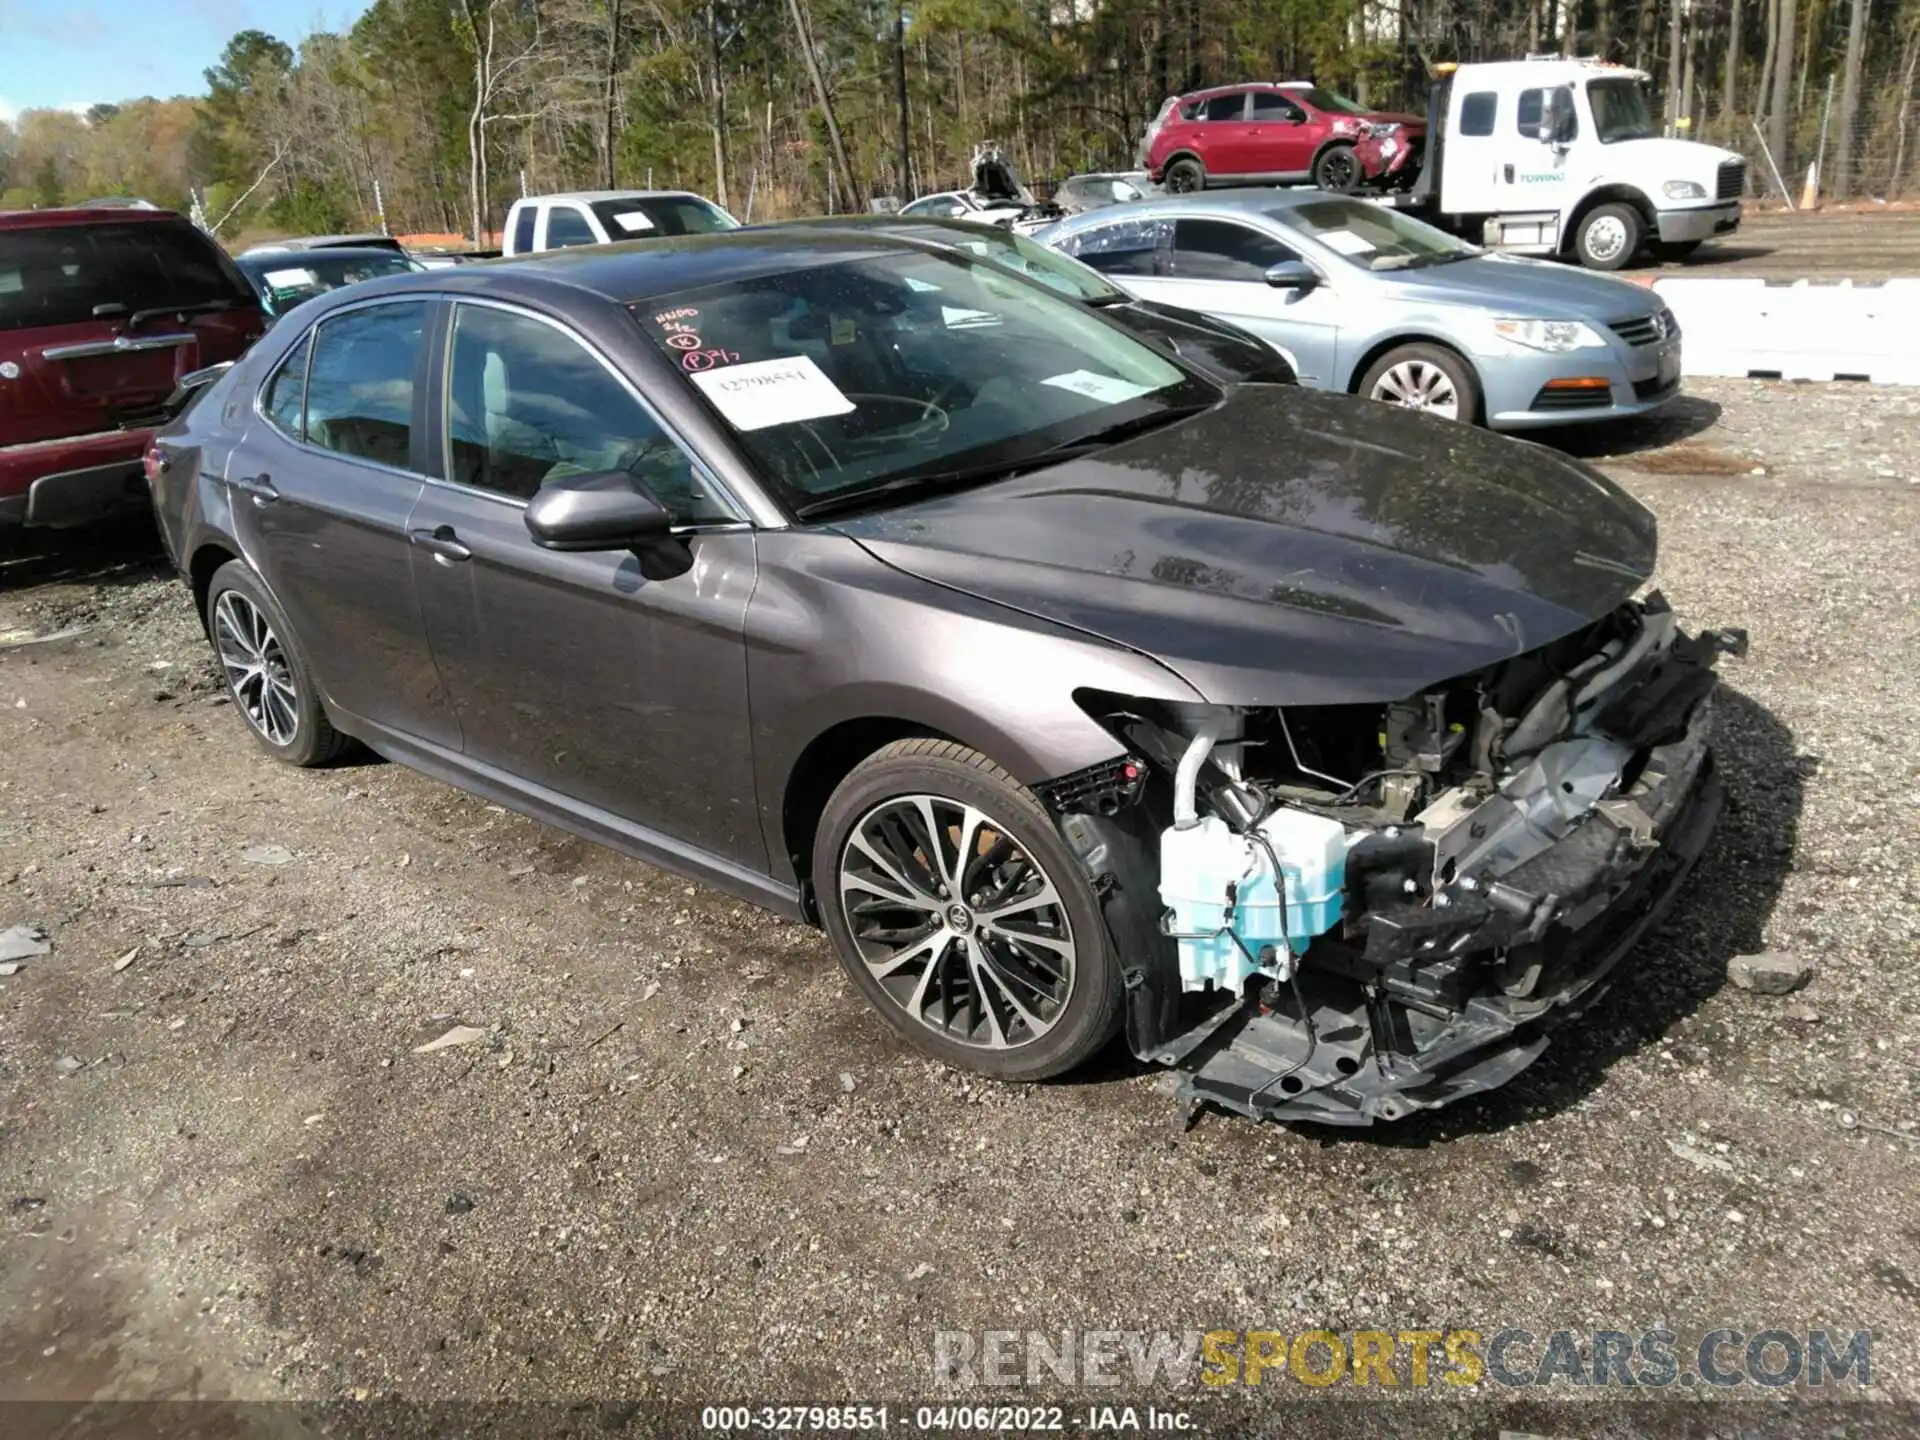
[611,211,655,233]
[1317,230,1376,257]
[262,267,316,287]
[689,355,855,431]
[1042,369,1156,404]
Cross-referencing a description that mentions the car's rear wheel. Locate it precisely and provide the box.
[814,739,1123,1081]
[1163,156,1205,194]
[1359,343,1480,425]
[1313,144,1360,193]
[205,560,345,767]
[1574,202,1644,270]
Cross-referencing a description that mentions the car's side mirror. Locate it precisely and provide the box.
[1264,260,1319,291]
[524,470,674,551]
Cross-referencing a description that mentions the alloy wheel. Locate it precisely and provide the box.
[1371,361,1461,419]
[213,591,300,747]
[1318,151,1358,191]
[838,794,1076,1050]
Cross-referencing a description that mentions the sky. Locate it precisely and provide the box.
[0,0,370,123]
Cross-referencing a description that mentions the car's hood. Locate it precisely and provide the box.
[1374,253,1659,318]
[1593,135,1741,182]
[830,387,1656,706]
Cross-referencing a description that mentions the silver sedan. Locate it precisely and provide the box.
[1035,190,1683,430]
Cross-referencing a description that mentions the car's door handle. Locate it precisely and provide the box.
[232,473,278,506]
[410,525,472,564]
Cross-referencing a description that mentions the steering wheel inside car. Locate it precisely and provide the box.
[837,393,951,452]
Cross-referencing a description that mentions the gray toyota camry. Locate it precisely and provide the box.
[149,229,1743,1126]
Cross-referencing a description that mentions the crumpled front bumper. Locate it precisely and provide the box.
[1161,692,1723,1126]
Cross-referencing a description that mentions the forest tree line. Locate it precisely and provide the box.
[1,0,1916,244]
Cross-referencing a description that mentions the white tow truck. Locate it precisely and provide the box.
[1374,57,1748,271]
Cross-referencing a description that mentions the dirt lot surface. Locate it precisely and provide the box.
[1649,207,1920,280]
[2,379,1918,1434]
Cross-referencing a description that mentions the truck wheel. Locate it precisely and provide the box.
[1164,157,1205,194]
[1359,343,1481,425]
[1313,144,1360,193]
[1574,203,1644,270]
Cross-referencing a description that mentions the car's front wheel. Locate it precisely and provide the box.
[204,560,346,767]
[814,739,1123,1081]
[1358,343,1481,425]
[1313,144,1360,193]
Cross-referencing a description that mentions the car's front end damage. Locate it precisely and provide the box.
[1050,594,1745,1126]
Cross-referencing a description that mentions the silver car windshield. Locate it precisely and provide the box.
[1271,198,1483,271]
[637,250,1212,515]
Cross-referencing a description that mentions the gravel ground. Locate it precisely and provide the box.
[1,379,1917,1434]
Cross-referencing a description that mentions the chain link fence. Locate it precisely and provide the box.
[1694,53,1920,204]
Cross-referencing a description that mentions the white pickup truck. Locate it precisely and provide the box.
[1373,58,1747,271]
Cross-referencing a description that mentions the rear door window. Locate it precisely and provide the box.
[543,205,598,250]
[1171,219,1301,282]
[1458,92,1498,136]
[1200,93,1249,122]
[0,220,252,331]
[1056,217,1170,277]
[302,300,428,470]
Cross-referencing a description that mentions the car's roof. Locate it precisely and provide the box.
[235,246,416,271]
[1453,58,1651,84]
[0,206,192,231]
[517,190,711,205]
[304,229,951,312]
[1056,189,1346,222]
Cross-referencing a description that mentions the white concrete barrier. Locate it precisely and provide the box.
[1652,278,1920,384]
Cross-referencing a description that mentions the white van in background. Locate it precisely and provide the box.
[501,190,739,256]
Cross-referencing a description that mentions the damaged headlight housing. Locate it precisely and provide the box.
[1491,317,1609,353]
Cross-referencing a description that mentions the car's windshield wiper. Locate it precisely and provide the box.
[794,402,1214,522]
[129,298,247,327]
[1084,292,1130,307]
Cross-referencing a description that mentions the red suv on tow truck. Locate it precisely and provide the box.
[1142,82,1425,195]
[0,208,264,529]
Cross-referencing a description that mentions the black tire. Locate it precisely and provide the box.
[1357,342,1482,426]
[1653,239,1703,262]
[1574,201,1645,271]
[1313,143,1360,193]
[203,560,347,767]
[1163,156,1205,194]
[814,738,1124,1082]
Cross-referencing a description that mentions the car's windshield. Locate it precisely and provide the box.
[1274,197,1482,271]
[1587,77,1659,143]
[637,249,1214,516]
[1294,86,1370,116]
[0,220,253,331]
[591,196,737,238]
[938,227,1122,304]
[242,252,418,315]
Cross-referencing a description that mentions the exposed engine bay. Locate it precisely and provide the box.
[1047,592,1747,1125]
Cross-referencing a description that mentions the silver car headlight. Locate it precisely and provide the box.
[1662,179,1708,200]
[1492,318,1610,353]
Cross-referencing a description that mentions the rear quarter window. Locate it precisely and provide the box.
[1458,92,1498,137]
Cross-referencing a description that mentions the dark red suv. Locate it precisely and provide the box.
[1,208,264,529]
[1142,82,1425,195]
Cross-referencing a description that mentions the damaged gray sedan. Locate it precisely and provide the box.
[148,230,1742,1125]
